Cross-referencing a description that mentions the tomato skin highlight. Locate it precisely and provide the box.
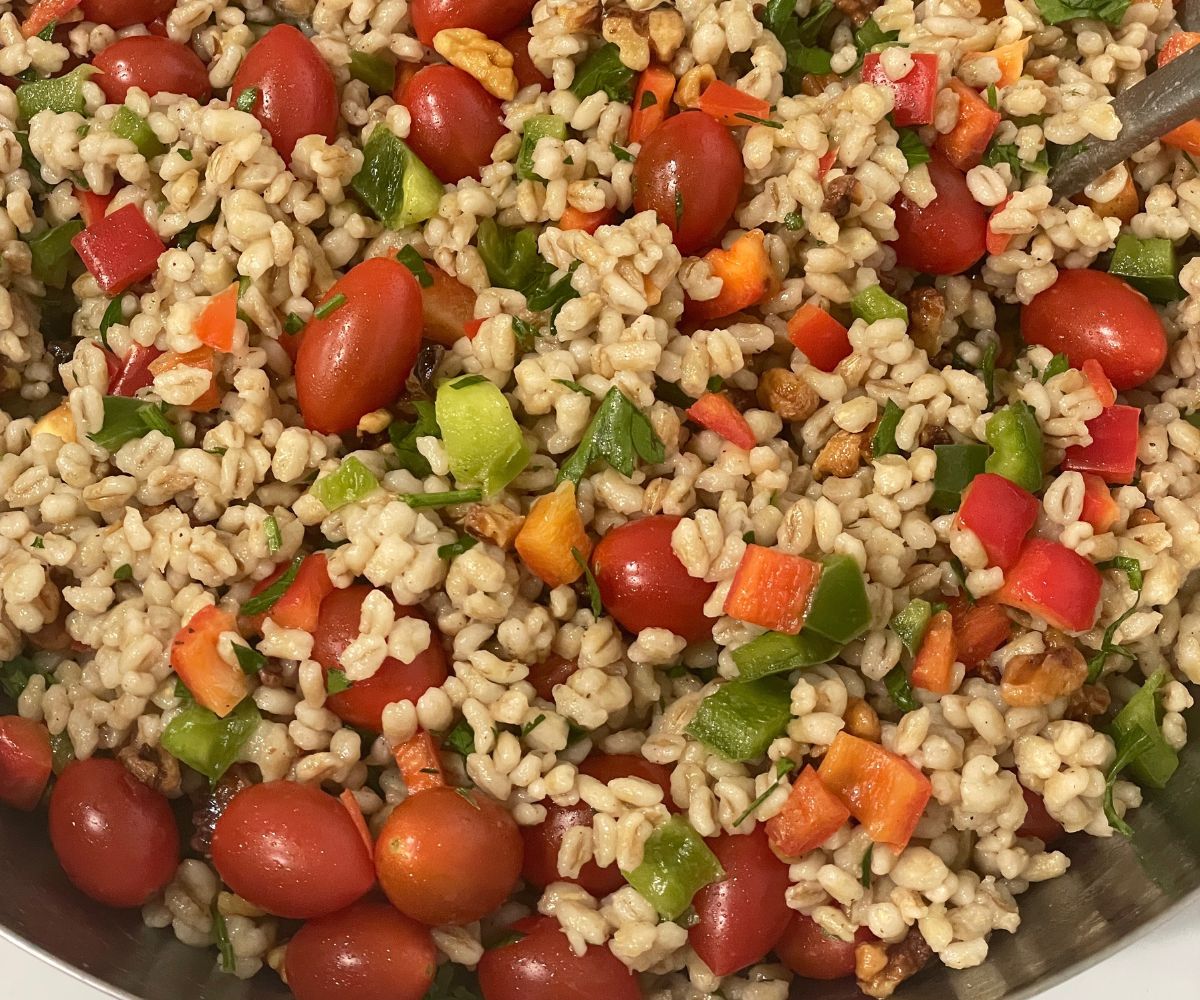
[776,912,872,980]
[1020,269,1167,390]
[396,65,506,185]
[633,111,743,255]
[296,256,423,434]
[409,0,536,45]
[212,781,376,919]
[590,515,717,644]
[375,785,522,926]
[0,716,52,811]
[689,827,792,976]
[889,154,987,276]
[48,757,179,908]
[81,0,174,27]
[92,36,211,104]
[285,900,438,1000]
[231,24,337,162]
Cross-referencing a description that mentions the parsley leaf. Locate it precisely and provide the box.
[99,296,124,349]
[557,386,664,485]
[387,400,440,477]
[895,127,931,168]
[554,379,594,397]
[979,340,999,409]
[326,669,352,695]
[571,44,634,103]
[234,87,260,113]
[1086,604,1139,683]
[1039,352,1070,383]
[444,719,477,757]
[264,515,282,554]
[733,757,796,827]
[232,644,266,675]
[1033,0,1129,24]
[438,535,478,559]
[1099,555,1143,592]
[396,246,433,287]
[573,546,603,617]
[884,664,918,712]
[240,555,302,616]
[0,655,48,700]
[113,563,133,582]
[89,397,181,452]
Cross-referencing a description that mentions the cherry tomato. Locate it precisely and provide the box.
[632,111,742,255]
[422,266,479,347]
[92,36,211,104]
[503,27,550,91]
[478,916,642,1000]
[230,24,337,162]
[689,827,792,976]
[48,757,179,908]
[396,66,505,185]
[409,0,536,46]
[311,585,449,731]
[375,785,522,926]
[0,716,52,811]
[1016,784,1065,844]
[527,653,578,702]
[776,912,873,980]
[212,781,375,919]
[296,256,423,433]
[579,754,674,802]
[1020,269,1167,390]
[285,900,437,1000]
[889,153,987,276]
[81,0,175,27]
[590,515,717,644]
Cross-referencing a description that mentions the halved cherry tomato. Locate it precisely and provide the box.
[296,256,423,434]
[81,0,174,27]
[503,27,550,91]
[633,111,743,255]
[527,653,578,701]
[890,153,987,276]
[0,716,52,811]
[590,515,717,644]
[212,781,375,919]
[230,25,338,162]
[690,827,792,976]
[311,585,449,732]
[1016,784,1065,844]
[478,916,642,1000]
[49,757,179,908]
[776,912,873,980]
[285,900,438,1000]
[375,785,522,926]
[93,36,211,104]
[396,66,506,185]
[409,0,537,46]
[579,753,673,801]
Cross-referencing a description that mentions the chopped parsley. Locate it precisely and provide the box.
[387,400,440,478]
[733,757,797,827]
[557,386,665,485]
[264,515,282,554]
[326,669,352,695]
[234,87,260,113]
[232,644,266,675]
[573,546,603,617]
[397,245,433,287]
[240,555,302,616]
[437,535,479,560]
[314,292,346,320]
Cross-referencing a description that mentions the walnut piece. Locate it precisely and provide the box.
[856,941,889,981]
[1128,508,1160,527]
[433,28,517,100]
[1001,644,1088,707]
[190,764,255,857]
[833,0,881,26]
[813,429,870,480]
[675,64,716,109]
[559,0,601,32]
[602,5,685,73]
[800,72,841,96]
[821,175,859,219]
[757,368,820,423]
[464,502,526,550]
[858,925,935,999]
[118,738,182,797]
[903,285,947,356]
[1066,682,1112,722]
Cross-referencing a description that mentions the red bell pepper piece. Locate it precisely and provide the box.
[698,80,771,127]
[106,343,164,397]
[559,205,617,234]
[464,317,486,338]
[0,716,53,811]
[996,538,1102,633]
[787,303,851,372]
[934,79,1001,171]
[910,609,957,694]
[950,598,1012,672]
[77,187,114,228]
[685,229,776,322]
[270,553,335,633]
[985,195,1013,255]
[1079,473,1119,534]
[20,0,80,37]
[629,66,676,144]
[170,605,251,718]
[817,732,932,850]
[392,728,446,794]
[687,392,757,450]
[817,148,837,178]
[72,203,165,295]
[955,472,1039,570]
[861,52,939,127]
[723,544,821,635]
[338,789,374,859]
[1062,404,1140,485]
[194,283,239,352]
[1082,358,1115,408]
[765,765,850,858]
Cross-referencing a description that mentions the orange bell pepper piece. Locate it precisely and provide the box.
[787,303,851,372]
[910,609,958,694]
[393,728,446,794]
[338,789,375,858]
[149,346,221,411]
[935,79,1001,171]
[559,205,616,234]
[20,0,80,37]
[962,38,1029,89]
[194,283,239,352]
[1157,32,1200,155]
[1079,473,1120,534]
[515,481,591,588]
[422,266,478,347]
[629,66,676,144]
[685,229,776,322]
[986,195,1013,255]
[1082,358,1115,408]
[271,553,334,632]
[170,605,250,718]
[724,545,820,635]
[766,765,850,858]
[697,79,771,128]
[1080,167,1139,223]
[687,392,757,450]
[950,598,1013,673]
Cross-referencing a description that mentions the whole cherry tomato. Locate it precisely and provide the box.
[409,0,537,46]
[503,27,550,92]
[395,66,506,185]
[1020,269,1167,390]
[633,111,742,255]
[579,753,674,802]
[285,900,438,1000]
[1016,784,1065,844]
[478,916,642,1000]
[296,256,423,433]
[48,757,179,908]
[527,653,578,702]
[81,0,175,27]
[230,24,337,162]
[212,781,375,919]
[776,912,873,980]
[0,716,52,811]
[311,585,449,731]
[375,785,522,926]
[590,515,717,644]
[889,153,987,276]
[689,827,792,976]
[92,36,211,104]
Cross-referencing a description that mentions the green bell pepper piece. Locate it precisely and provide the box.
[890,598,933,655]
[685,677,792,762]
[884,665,919,712]
[851,285,908,325]
[984,401,1043,495]
[518,114,568,181]
[309,456,380,511]
[623,817,724,920]
[804,554,871,644]
[435,375,530,496]
[1108,234,1181,303]
[1110,669,1178,789]
[732,630,840,681]
[871,399,904,457]
[109,106,166,159]
[476,218,544,292]
[28,220,83,288]
[160,696,261,783]
[351,126,444,229]
[349,51,397,95]
[16,66,95,119]
[931,443,989,512]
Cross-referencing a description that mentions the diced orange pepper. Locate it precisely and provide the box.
[515,481,591,588]
[1079,473,1120,534]
[685,229,776,322]
[393,728,446,794]
[986,195,1013,256]
[765,765,850,858]
[1081,167,1139,223]
[422,266,478,347]
[1158,32,1200,155]
[559,205,616,234]
[194,283,239,352]
[149,346,221,411]
[20,0,79,37]
[723,544,821,635]
[817,732,932,851]
[687,391,757,450]
[787,303,851,372]
[338,789,374,858]
[271,553,334,632]
[1082,358,1115,408]
[698,79,771,128]
[910,609,957,694]
[629,66,676,144]
[950,598,1012,673]
[935,79,1001,171]
[962,38,1029,89]
[170,605,250,718]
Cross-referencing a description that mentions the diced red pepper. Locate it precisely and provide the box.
[861,52,939,127]
[1082,358,1115,409]
[271,553,334,633]
[72,203,165,295]
[106,343,164,397]
[1079,473,1119,534]
[464,317,486,339]
[685,229,776,322]
[765,765,850,858]
[950,598,1012,672]
[338,789,374,858]
[787,303,851,372]
[817,732,932,851]
[170,605,251,718]
[817,148,837,178]
[1062,404,1140,485]
[723,544,821,635]
[687,392,757,450]
[698,80,771,128]
[985,195,1013,255]
[996,538,1102,633]
[629,66,676,144]
[559,205,617,234]
[393,728,446,794]
[77,187,114,228]
[20,0,80,37]
[935,79,1001,172]
[0,716,53,811]
[194,283,239,352]
[910,609,957,694]
[955,472,1039,570]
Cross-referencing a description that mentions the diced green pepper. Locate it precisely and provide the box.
[985,401,1043,495]
[804,554,871,644]
[476,218,545,293]
[518,114,568,181]
[884,665,918,712]
[349,50,397,95]
[871,399,904,457]
[623,817,724,920]
[351,126,444,229]
[686,677,793,762]
[931,443,989,512]
[890,598,933,655]
[1108,234,1181,303]
[309,456,380,511]
[1110,669,1178,789]
[28,220,83,288]
[732,630,840,681]
[49,730,74,775]
[161,697,261,783]
[16,66,95,119]
[109,106,166,159]
[851,285,908,325]
[435,375,530,496]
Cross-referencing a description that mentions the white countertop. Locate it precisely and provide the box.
[4,896,1198,999]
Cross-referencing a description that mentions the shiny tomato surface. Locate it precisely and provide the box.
[890,154,987,276]
[93,36,211,104]
[0,716,52,811]
[504,27,550,91]
[81,0,175,27]
[409,0,537,45]
[776,912,873,980]
[396,66,506,184]
[527,653,578,702]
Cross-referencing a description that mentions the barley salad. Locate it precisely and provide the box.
[0,0,1198,997]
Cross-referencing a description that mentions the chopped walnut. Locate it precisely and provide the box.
[357,409,393,435]
[602,5,685,71]
[800,72,841,96]
[844,697,882,742]
[821,175,859,219]
[1001,644,1088,707]
[1066,682,1112,722]
[257,662,286,688]
[757,368,820,423]
[433,28,518,100]
[856,941,889,981]
[813,429,870,480]
[918,423,952,448]
[675,64,716,109]
[858,925,934,999]
[833,0,880,26]
[118,738,182,797]
[560,0,601,32]
[190,764,255,857]
[903,286,947,356]
[464,502,526,550]
[1128,508,1160,527]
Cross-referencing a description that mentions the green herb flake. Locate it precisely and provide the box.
[553,379,594,397]
[521,714,547,738]
[895,127,931,168]
[980,339,999,409]
[397,245,433,287]
[398,488,484,509]
[861,844,874,887]
[232,644,266,675]
[89,397,181,452]
[444,718,477,757]
[0,655,47,701]
[884,664,919,712]
[98,296,125,348]
[284,312,305,335]
[212,904,236,973]
[264,515,282,554]
[450,374,489,390]
[986,84,999,110]
[1033,0,1129,25]
[388,400,440,478]
[113,563,133,582]
[177,147,193,161]
[1099,555,1143,592]
[31,535,44,549]
[871,399,904,457]
[573,546,603,617]
[326,669,352,695]
[512,316,539,353]
[240,555,302,616]
[1040,353,1070,383]
[733,757,796,827]
[235,87,260,113]
[437,535,479,560]
[610,143,635,162]
[314,292,346,320]
[641,90,659,110]
[558,386,665,485]
[783,211,805,231]
[1086,604,1139,683]
[571,43,635,103]
[37,20,56,41]
[734,112,783,129]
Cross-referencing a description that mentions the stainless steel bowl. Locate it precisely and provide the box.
[3,701,1198,1000]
